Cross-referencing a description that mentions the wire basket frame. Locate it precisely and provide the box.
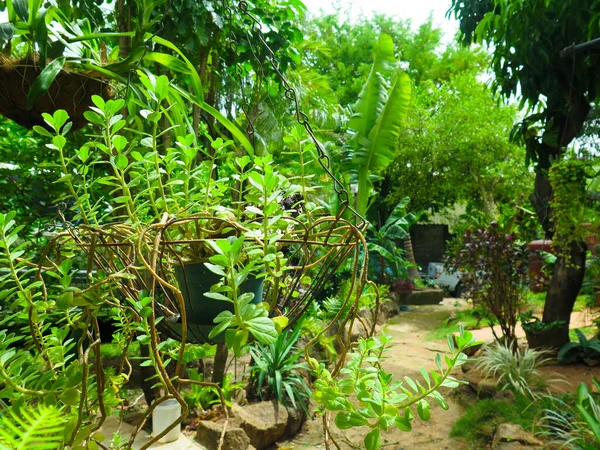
[135,212,369,344]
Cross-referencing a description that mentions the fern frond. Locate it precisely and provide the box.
[0,405,67,450]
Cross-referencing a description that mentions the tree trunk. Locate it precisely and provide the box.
[404,235,421,280]
[211,342,228,385]
[542,239,586,344]
[528,99,590,347]
[117,0,131,58]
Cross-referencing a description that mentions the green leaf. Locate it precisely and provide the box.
[56,291,73,310]
[394,415,412,431]
[208,316,232,339]
[34,8,48,68]
[335,411,369,429]
[113,154,128,170]
[0,23,15,41]
[27,57,65,110]
[204,263,226,277]
[143,52,192,74]
[60,387,80,406]
[204,291,231,302]
[416,400,431,421]
[246,316,278,344]
[419,366,431,388]
[12,0,29,21]
[364,428,381,450]
[0,405,66,450]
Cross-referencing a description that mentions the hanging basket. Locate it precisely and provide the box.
[0,56,113,130]
[133,214,367,344]
[40,209,368,346]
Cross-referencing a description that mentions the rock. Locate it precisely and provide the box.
[404,289,444,305]
[195,420,250,450]
[461,360,476,373]
[342,320,369,343]
[283,405,306,439]
[493,389,516,402]
[461,367,486,387]
[378,299,400,323]
[238,400,288,450]
[477,379,498,398]
[463,342,483,357]
[492,423,544,449]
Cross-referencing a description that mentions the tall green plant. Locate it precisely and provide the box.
[347,34,412,216]
[367,198,421,283]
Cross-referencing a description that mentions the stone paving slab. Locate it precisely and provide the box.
[101,416,203,449]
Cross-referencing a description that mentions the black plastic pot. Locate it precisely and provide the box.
[166,262,264,344]
[524,324,569,352]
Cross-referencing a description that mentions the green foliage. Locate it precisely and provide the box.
[182,370,242,412]
[386,73,530,217]
[307,13,486,107]
[205,236,279,353]
[448,222,528,343]
[427,306,492,341]
[450,0,600,110]
[549,158,590,264]
[576,380,600,448]
[518,311,566,334]
[347,34,411,216]
[0,405,68,450]
[452,396,548,447]
[367,198,420,283]
[558,329,600,364]
[475,341,552,400]
[542,379,600,449]
[310,328,480,450]
[247,322,311,413]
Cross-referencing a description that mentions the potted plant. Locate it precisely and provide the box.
[35,74,297,350]
[519,311,567,350]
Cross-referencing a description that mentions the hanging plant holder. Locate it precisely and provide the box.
[0,56,113,130]
[137,214,368,344]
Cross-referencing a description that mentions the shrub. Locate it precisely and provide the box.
[448,222,528,343]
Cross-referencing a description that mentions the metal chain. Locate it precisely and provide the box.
[221,0,255,140]
[225,0,366,229]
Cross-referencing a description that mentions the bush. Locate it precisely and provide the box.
[448,222,528,343]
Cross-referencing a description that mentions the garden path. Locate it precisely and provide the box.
[276,300,470,450]
[277,299,600,450]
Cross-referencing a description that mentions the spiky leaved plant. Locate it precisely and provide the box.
[475,341,555,400]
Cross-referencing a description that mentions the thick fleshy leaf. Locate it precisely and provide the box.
[364,429,381,450]
[335,411,368,429]
[26,57,65,110]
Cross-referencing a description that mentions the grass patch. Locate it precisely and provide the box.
[427,307,490,341]
[569,326,596,341]
[451,394,572,448]
[524,292,591,312]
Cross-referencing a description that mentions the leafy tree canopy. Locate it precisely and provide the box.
[385,72,531,218]
[306,10,488,106]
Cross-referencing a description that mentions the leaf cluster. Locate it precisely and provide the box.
[310,328,479,450]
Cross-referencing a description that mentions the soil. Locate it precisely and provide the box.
[274,299,600,450]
